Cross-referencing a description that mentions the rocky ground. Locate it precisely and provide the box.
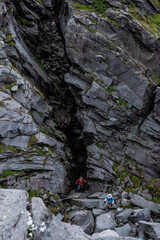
[0,188,160,240]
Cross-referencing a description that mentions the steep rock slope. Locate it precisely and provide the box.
[0,0,160,198]
[63,0,160,191]
[0,0,70,193]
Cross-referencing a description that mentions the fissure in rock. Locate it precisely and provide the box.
[65,117,88,189]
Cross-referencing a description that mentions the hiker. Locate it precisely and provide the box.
[104,193,114,210]
[75,176,87,192]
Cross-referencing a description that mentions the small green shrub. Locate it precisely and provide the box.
[107,85,115,92]
[63,214,69,223]
[148,13,160,34]
[116,170,128,181]
[53,194,60,200]
[112,163,120,173]
[131,175,142,188]
[118,98,128,108]
[152,74,160,83]
[28,189,40,200]
[74,2,94,12]
[88,27,97,33]
[93,0,110,13]
[51,207,58,215]
[28,135,38,147]
[6,34,13,42]
[4,83,16,90]
[125,187,137,193]
[0,144,5,154]
[1,169,24,178]
[153,0,160,8]
[152,188,160,203]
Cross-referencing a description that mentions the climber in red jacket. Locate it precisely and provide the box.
[75,176,87,192]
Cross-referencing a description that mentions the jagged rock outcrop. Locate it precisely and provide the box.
[0,0,160,226]
[62,0,160,190]
[0,189,146,240]
[0,0,70,193]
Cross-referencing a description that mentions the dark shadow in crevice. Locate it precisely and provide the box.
[65,117,89,190]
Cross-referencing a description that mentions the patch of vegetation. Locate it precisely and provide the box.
[0,144,5,154]
[128,4,160,37]
[51,207,58,215]
[7,146,22,153]
[152,188,160,203]
[128,0,136,10]
[35,0,43,5]
[73,2,95,12]
[1,169,24,178]
[6,34,13,42]
[63,214,69,223]
[93,0,110,13]
[116,169,128,181]
[40,129,50,135]
[43,157,48,165]
[118,98,128,108]
[53,194,60,200]
[88,27,97,33]
[124,187,137,193]
[107,85,115,92]
[73,0,110,14]
[107,17,119,26]
[153,0,160,8]
[148,14,160,34]
[135,164,142,173]
[28,189,40,200]
[28,135,38,147]
[131,175,142,188]
[112,162,120,173]
[4,83,16,91]
[152,74,160,83]
[147,178,160,203]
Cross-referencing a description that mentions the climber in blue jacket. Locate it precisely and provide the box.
[104,193,114,210]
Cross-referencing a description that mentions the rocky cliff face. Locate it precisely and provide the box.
[0,0,160,199]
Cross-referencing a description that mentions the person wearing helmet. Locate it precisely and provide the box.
[104,193,114,210]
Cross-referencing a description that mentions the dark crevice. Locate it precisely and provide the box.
[52,0,92,190]
[138,84,156,128]
[5,0,93,192]
[65,118,88,189]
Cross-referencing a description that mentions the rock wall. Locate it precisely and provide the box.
[0,0,160,195]
[63,0,160,190]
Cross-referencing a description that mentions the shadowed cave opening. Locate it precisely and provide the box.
[65,118,89,191]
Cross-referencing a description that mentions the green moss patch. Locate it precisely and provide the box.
[131,175,141,188]
[28,135,38,147]
[1,169,24,178]
[152,74,160,83]
[93,0,110,13]
[28,189,41,200]
[0,144,5,154]
[153,0,160,8]
[4,83,16,91]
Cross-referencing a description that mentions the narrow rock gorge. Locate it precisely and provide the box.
[0,0,160,239]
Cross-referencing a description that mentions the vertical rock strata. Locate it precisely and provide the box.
[0,0,160,193]
[63,0,160,189]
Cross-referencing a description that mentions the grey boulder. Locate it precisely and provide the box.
[115,223,131,237]
[129,208,151,223]
[0,189,28,240]
[69,210,94,234]
[138,220,160,240]
[95,211,116,232]
[130,194,160,214]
